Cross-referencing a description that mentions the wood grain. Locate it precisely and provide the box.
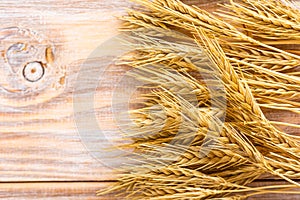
[0,0,230,183]
[0,0,131,182]
[0,0,299,199]
[0,181,298,200]
[0,182,114,200]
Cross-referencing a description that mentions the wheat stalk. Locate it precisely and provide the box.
[122,4,300,112]
[218,0,300,40]
[99,0,300,199]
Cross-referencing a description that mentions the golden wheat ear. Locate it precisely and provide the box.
[218,0,300,41]
[122,0,300,113]
[98,0,300,199]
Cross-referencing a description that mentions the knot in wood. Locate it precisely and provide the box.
[23,61,45,82]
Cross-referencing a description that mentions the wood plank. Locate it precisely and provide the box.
[0,181,298,199]
[0,0,298,187]
[0,182,114,200]
[0,0,131,181]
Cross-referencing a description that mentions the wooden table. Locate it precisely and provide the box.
[0,0,299,199]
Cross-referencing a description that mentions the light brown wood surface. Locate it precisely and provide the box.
[0,182,298,200]
[0,0,299,199]
[0,182,113,200]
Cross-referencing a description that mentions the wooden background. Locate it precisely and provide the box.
[0,0,299,199]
